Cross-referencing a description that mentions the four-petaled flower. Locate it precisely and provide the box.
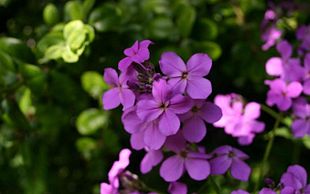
[159,52,212,99]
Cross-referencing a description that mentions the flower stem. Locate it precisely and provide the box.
[254,112,282,192]
[210,176,221,194]
[260,104,280,120]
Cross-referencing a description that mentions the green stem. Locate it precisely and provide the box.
[254,112,282,192]
[210,176,221,194]
[260,104,280,120]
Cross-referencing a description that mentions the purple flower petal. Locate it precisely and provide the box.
[102,88,121,110]
[169,95,192,114]
[159,110,180,136]
[119,88,135,109]
[187,53,212,76]
[100,183,115,194]
[231,189,249,194]
[280,187,295,194]
[259,188,276,194]
[118,57,132,72]
[140,150,163,174]
[182,116,206,143]
[265,57,283,76]
[130,132,145,150]
[144,122,166,150]
[124,41,139,56]
[199,102,222,123]
[187,77,212,99]
[231,158,251,181]
[160,155,184,182]
[286,82,303,98]
[185,157,210,180]
[104,68,119,86]
[159,52,186,77]
[243,102,261,119]
[292,119,309,138]
[137,100,162,121]
[277,40,292,60]
[152,79,172,103]
[122,107,142,134]
[168,182,187,194]
[210,155,231,175]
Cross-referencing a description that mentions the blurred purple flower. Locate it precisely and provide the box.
[297,25,310,52]
[159,52,212,99]
[280,165,310,194]
[100,149,131,194]
[265,40,304,82]
[292,98,310,138]
[137,79,192,136]
[265,79,303,111]
[231,190,249,194]
[214,94,265,145]
[102,68,135,110]
[180,100,222,143]
[118,40,152,72]
[302,53,310,95]
[262,26,282,51]
[168,182,187,194]
[209,145,251,181]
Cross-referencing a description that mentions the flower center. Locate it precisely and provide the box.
[228,151,235,158]
[191,106,200,113]
[160,102,169,110]
[181,72,188,79]
[180,150,187,158]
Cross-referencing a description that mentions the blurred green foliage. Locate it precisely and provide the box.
[0,0,309,194]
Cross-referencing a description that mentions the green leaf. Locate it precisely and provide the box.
[64,1,84,20]
[17,87,35,116]
[82,0,95,17]
[192,41,222,60]
[37,30,64,54]
[146,17,174,39]
[44,43,67,60]
[89,3,122,32]
[81,71,108,98]
[62,46,79,63]
[76,137,96,160]
[176,4,196,38]
[196,18,218,40]
[274,127,292,139]
[43,3,59,25]
[76,108,108,135]
[0,37,35,63]
[19,64,46,94]
[302,136,310,149]
[64,20,86,50]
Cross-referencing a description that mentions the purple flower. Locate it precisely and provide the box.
[180,100,222,143]
[122,106,167,150]
[265,40,304,82]
[159,52,212,99]
[137,79,192,136]
[280,165,310,194]
[159,133,210,182]
[231,190,249,194]
[302,53,310,95]
[100,149,131,194]
[209,145,251,181]
[214,94,265,145]
[259,188,276,194]
[118,40,152,72]
[168,182,187,194]
[296,25,310,52]
[140,149,163,174]
[262,26,282,51]
[265,79,303,111]
[102,68,135,110]
[292,98,310,138]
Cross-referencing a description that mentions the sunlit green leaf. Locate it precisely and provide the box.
[43,3,59,25]
[76,108,108,135]
[81,71,108,99]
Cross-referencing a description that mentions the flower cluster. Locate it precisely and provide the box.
[213,93,265,145]
[264,29,310,138]
[232,164,310,194]
[101,40,253,193]
[261,9,282,51]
